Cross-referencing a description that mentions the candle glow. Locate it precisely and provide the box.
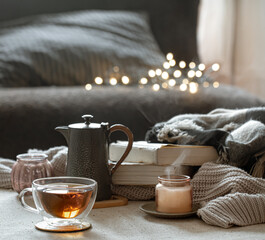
[156,175,192,213]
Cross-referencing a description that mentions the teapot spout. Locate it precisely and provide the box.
[55,126,70,145]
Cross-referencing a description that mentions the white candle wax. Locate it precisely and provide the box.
[156,184,192,213]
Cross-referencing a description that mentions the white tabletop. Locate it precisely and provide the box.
[0,189,264,240]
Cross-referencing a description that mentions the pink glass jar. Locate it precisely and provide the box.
[156,175,192,213]
[11,153,54,193]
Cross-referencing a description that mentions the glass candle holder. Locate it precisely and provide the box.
[11,153,54,193]
[155,175,192,213]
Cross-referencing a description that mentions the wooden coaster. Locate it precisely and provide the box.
[93,195,128,209]
[35,221,91,232]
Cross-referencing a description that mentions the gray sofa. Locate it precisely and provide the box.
[0,0,264,159]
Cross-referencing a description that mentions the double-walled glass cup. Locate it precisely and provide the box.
[19,176,97,230]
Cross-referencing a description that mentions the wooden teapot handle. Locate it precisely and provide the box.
[109,124,134,175]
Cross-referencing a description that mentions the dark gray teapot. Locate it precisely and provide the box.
[55,115,133,201]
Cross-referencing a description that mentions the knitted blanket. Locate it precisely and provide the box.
[145,107,265,177]
[192,162,265,228]
[1,147,265,228]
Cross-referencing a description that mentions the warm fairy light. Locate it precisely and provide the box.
[179,83,188,91]
[196,70,203,78]
[212,63,220,72]
[148,70,156,78]
[166,53,174,61]
[152,83,160,91]
[187,70,195,78]
[169,59,176,66]
[179,61,186,69]
[182,78,189,84]
[161,71,169,80]
[189,82,198,94]
[94,77,103,85]
[162,82,168,89]
[113,66,120,72]
[85,84,92,91]
[139,77,148,85]
[198,63,206,71]
[168,79,176,87]
[156,69,162,76]
[91,55,220,93]
[173,70,182,78]
[109,77,117,85]
[203,82,210,88]
[213,81,220,88]
[163,62,170,69]
[189,62,196,69]
[121,76,130,85]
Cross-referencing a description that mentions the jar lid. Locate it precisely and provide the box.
[158,175,190,182]
[16,153,48,161]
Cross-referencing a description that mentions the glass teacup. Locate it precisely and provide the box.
[19,176,97,231]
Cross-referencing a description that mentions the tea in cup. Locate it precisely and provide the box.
[19,176,97,231]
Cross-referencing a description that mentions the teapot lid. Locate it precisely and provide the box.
[68,115,109,129]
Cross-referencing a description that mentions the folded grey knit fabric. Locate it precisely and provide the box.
[146,107,265,177]
[192,162,265,228]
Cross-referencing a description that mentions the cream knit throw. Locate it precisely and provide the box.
[192,162,265,228]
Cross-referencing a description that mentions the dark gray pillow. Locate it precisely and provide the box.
[0,10,165,87]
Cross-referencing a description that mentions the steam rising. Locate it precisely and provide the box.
[165,148,192,178]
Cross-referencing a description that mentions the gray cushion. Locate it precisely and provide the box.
[0,10,164,87]
[0,0,200,61]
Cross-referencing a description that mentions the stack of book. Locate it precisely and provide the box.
[109,141,219,185]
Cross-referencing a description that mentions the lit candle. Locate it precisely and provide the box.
[156,175,192,213]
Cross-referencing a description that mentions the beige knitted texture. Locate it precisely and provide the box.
[0,159,13,188]
[111,185,155,200]
[198,193,265,228]
[192,162,265,228]
[28,146,67,176]
[191,162,265,204]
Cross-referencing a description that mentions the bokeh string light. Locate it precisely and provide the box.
[85,53,220,94]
